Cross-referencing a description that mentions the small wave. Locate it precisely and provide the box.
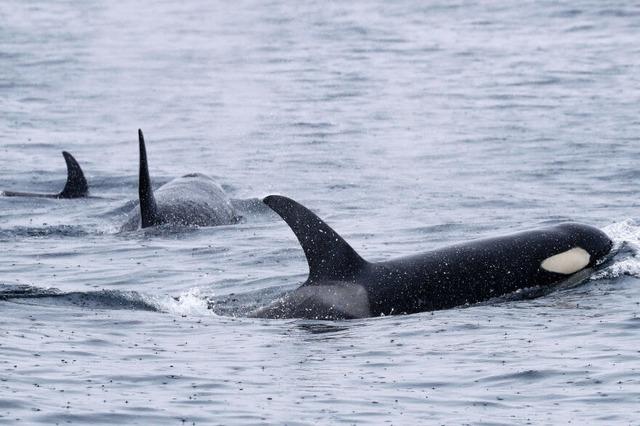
[477,369,557,384]
[0,225,91,239]
[0,284,60,300]
[598,8,640,18]
[0,283,286,318]
[0,284,158,311]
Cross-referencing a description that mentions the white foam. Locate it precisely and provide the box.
[150,287,213,317]
[603,219,640,247]
[594,219,640,279]
[594,258,640,279]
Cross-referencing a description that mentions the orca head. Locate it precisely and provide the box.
[540,223,613,274]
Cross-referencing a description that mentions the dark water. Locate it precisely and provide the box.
[1,0,640,424]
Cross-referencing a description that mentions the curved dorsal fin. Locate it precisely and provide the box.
[58,151,88,198]
[263,195,367,283]
[138,129,160,228]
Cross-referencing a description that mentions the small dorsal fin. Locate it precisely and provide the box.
[138,129,160,228]
[58,151,88,198]
[263,195,367,283]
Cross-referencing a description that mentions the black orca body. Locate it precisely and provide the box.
[1,152,88,199]
[254,195,614,319]
[120,130,239,231]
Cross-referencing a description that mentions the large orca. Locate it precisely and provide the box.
[1,151,88,199]
[120,129,239,231]
[254,195,614,319]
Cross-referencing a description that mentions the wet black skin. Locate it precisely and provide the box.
[255,195,614,319]
[2,151,88,199]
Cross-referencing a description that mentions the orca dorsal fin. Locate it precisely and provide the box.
[138,129,160,228]
[58,151,88,198]
[263,195,367,283]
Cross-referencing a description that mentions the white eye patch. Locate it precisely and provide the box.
[541,247,591,274]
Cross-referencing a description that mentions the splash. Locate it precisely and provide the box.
[594,219,640,279]
[150,287,212,317]
[603,219,640,246]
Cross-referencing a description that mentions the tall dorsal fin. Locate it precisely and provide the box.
[138,129,160,228]
[58,151,88,198]
[263,195,367,283]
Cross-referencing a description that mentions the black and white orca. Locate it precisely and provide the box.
[121,130,239,231]
[1,151,88,199]
[254,195,614,319]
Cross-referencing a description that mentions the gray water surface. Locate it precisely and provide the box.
[1,0,640,424]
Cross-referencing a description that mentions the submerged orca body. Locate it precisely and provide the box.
[2,152,88,199]
[255,195,614,319]
[121,130,239,231]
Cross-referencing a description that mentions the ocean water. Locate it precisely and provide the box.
[1,0,640,424]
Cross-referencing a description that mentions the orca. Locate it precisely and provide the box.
[253,195,614,319]
[1,151,88,199]
[120,129,239,231]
